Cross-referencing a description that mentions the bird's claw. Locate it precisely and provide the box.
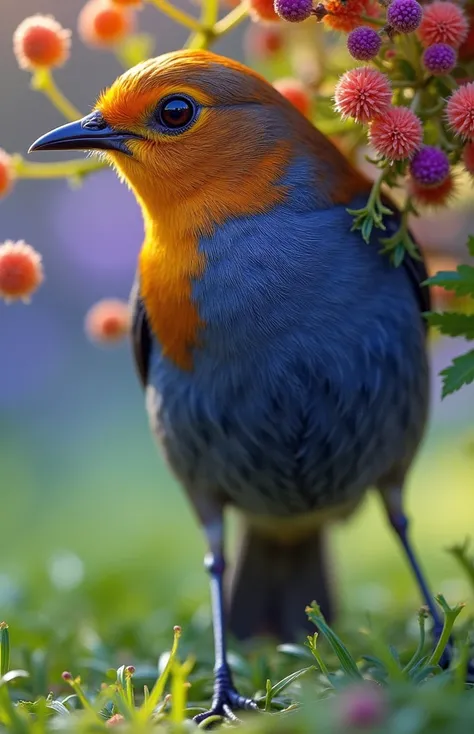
[193,665,258,725]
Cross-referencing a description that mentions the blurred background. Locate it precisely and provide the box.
[0,0,473,661]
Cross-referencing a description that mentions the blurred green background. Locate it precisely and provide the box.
[0,1,473,655]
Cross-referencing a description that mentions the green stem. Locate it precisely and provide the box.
[184,29,214,50]
[360,14,385,25]
[410,89,421,114]
[31,70,82,122]
[428,596,465,668]
[367,167,389,210]
[403,610,427,674]
[202,0,220,31]
[391,81,417,89]
[12,155,106,180]
[0,624,9,678]
[146,0,202,31]
[213,1,248,37]
[186,1,248,50]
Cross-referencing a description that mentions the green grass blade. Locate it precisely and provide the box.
[138,625,181,721]
[306,603,362,679]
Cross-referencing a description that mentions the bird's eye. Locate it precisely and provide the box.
[157,96,196,131]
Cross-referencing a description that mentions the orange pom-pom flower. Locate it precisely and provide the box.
[324,0,380,33]
[0,240,44,303]
[274,78,311,117]
[13,14,71,71]
[249,0,280,22]
[409,174,456,207]
[244,25,284,58]
[111,0,142,5]
[0,149,15,199]
[85,299,131,344]
[78,0,135,48]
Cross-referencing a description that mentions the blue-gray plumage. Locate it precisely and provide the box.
[33,49,453,720]
[145,174,428,521]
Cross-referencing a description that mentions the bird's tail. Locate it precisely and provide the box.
[228,522,335,642]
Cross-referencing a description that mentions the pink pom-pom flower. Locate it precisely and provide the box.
[418,1,468,48]
[369,106,423,160]
[334,67,392,123]
[446,82,474,139]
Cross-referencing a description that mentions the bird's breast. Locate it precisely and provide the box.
[143,200,429,516]
[138,230,205,371]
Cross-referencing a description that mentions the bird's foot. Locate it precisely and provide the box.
[193,665,258,725]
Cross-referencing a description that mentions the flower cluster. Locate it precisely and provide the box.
[2,0,474,314]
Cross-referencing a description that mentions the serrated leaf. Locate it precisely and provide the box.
[441,349,474,396]
[425,266,474,296]
[425,312,474,339]
[393,243,405,267]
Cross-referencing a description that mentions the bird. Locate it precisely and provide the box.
[30,49,444,720]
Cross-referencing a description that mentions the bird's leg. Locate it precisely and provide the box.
[380,487,443,633]
[380,486,465,673]
[193,515,257,724]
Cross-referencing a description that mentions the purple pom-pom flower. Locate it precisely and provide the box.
[274,0,313,22]
[347,26,382,60]
[409,146,450,187]
[387,0,422,33]
[422,43,457,75]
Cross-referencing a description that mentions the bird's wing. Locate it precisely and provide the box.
[130,276,152,388]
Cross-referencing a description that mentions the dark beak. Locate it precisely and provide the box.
[28,111,139,155]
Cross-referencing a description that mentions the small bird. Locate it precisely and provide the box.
[31,49,444,720]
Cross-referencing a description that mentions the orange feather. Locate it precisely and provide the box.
[96,50,370,369]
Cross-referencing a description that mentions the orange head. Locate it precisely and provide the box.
[29,50,369,371]
[29,49,367,233]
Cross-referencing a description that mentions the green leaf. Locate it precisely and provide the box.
[398,59,417,81]
[0,669,29,688]
[425,312,474,339]
[467,235,474,258]
[306,603,362,679]
[0,623,9,678]
[392,243,405,267]
[440,349,474,396]
[425,266,474,297]
[265,666,315,706]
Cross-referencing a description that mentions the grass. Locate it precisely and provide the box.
[0,539,473,732]
[0,402,472,732]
